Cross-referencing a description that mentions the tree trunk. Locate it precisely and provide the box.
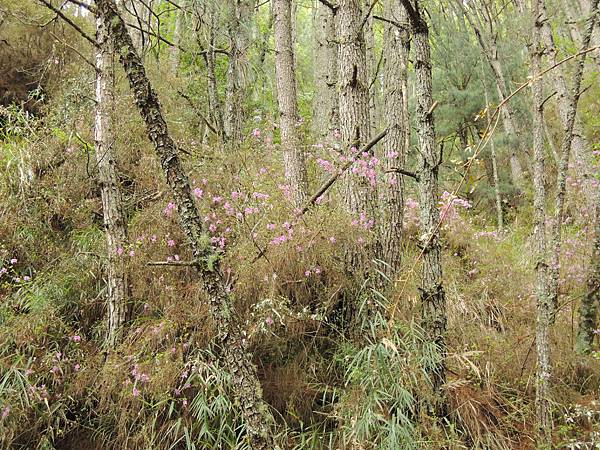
[95,2,277,447]
[205,7,226,140]
[463,8,526,191]
[313,1,339,142]
[273,0,309,208]
[542,0,598,318]
[225,0,252,142]
[95,7,130,347]
[576,192,600,354]
[169,0,183,74]
[338,0,378,271]
[402,0,447,418]
[376,0,410,277]
[530,4,552,443]
[481,65,504,230]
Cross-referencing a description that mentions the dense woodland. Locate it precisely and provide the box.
[0,0,598,448]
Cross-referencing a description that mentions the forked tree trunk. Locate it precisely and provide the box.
[273,0,309,207]
[95,2,276,447]
[376,0,410,277]
[530,3,552,443]
[95,7,130,346]
[401,0,447,418]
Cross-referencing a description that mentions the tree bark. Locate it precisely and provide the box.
[338,0,379,271]
[376,0,409,277]
[481,65,504,230]
[225,0,252,142]
[273,0,309,208]
[541,0,598,318]
[94,1,277,447]
[576,192,600,354]
[205,6,226,140]
[313,1,339,142]
[402,0,447,418]
[530,3,552,443]
[95,6,130,347]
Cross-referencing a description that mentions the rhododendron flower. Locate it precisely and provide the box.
[117,247,124,255]
[252,128,261,137]
[72,335,81,342]
[129,250,135,257]
[266,223,276,230]
[132,387,140,397]
[9,258,17,264]
[193,187,203,199]
[23,275,30,281]
[329,236,336,244]
[150,235,157,242]
[167,239,176,247]
[1,406,10,420]
[73,364,80,372]
[265,317,274,325]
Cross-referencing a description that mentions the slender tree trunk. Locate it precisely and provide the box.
[542,0,598,318]
[225,0,252,142]
[274,0,309,208]
[464,10,526,190]
[338,0,378,270]
[313,2,339,142]
[95,2,277,447]
[205,7,225,140]
[531,3,552,443]
[539,0,597,212]
[376,1,409,277]
[402,0,447,418]
[576,192,600,354]
[95,7,130,347]
[169,0,183,74]
[481,66,504,230]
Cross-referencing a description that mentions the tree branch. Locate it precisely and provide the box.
[301,129,388,214]
[37,0,97,47]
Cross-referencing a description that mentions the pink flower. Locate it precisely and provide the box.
[265,317,274,325]
[132,387,140,397]
[73,364,80,372]
[329,236,336,244]
[252,128,261,137]
[1,406,9,420]
[72,335,81,342]
[116,247,124,256]
[266,223,276,230]
[167,239,176,247]
[174,254,180,261]
[9,258,17,264]
[193,187,203,199]
[23,275,30,281]
[305,270,311,277]
[150,235,157,242]
[129,250,135,257]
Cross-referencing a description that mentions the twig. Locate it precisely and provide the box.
[49,30,95,68]
[387,167,419,180]
[147,260,197,266]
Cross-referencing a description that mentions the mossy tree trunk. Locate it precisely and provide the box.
[95,1,277,447]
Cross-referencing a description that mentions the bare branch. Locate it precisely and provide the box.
[37,0,97,47]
